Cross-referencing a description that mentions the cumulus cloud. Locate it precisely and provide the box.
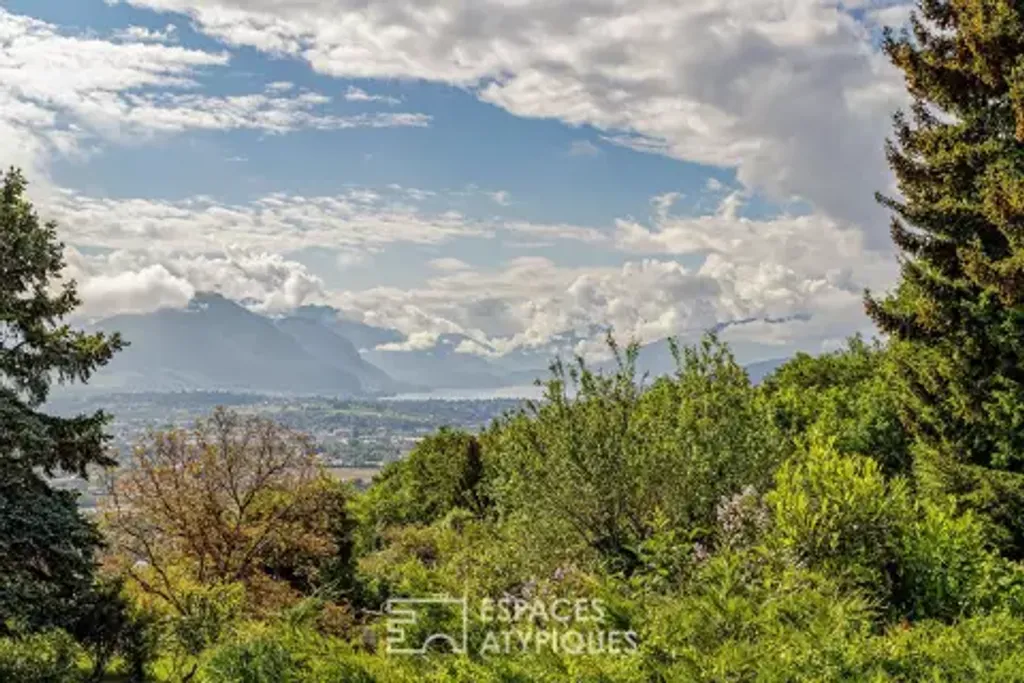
[330,191,896,360]
[77,265,195,318]
[1,1,914,360]
[48,182,898,361]
[64,247,327,319]
[49,177,895,358]
[110,0,908,242]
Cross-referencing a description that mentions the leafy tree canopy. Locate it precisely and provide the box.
[0,167,123,633]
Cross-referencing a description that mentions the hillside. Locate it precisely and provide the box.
[87,293,366,395]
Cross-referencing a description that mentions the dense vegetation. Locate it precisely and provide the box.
[7,0,1024,679]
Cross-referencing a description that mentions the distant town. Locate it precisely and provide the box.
[47,391,529,510]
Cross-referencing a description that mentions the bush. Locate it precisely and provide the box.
[762,337,912,476]
[357,428,489,535]
[490,335,786,574]
[643,549,876,681]
[0,630,84,683]
[204,634,301,683]
[767,441,912,594]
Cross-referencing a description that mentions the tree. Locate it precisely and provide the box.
[358,427,490,533]
[103,408,346,614]
[866,0,1024,555]
[489,334,786,574]
[0,167,124,631]
[762,337,912,476]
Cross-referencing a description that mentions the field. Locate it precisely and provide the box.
[326,466,382,485]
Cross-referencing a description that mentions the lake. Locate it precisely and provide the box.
[382,385,546,401]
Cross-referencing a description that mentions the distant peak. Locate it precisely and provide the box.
[188,291,244,312]
[294,304,339,321]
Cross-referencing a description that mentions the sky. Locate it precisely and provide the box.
[0,0,915,363]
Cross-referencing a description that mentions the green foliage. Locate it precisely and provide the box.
[766,441,1024,622]
[0,629,84,683]
[17,1,1024,673]
[865,0,1024,556]
[0,167,124,634]
[71,579,160,682]
[204,634,299,683]
[168,583,245,660]
[763,336,912,475]
[0,469,104,634]
[643,550,876,681]
[872,613,1024,682]
[0,167,123,474]
[896,499,1024,621]
[767,442,912,592]
[490,334,786,573]
[72,328,1024,680]
[358,428,490,534]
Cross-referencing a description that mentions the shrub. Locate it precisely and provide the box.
[0,630,84,683]
[767,441,912,594]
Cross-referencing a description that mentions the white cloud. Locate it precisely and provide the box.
[429,257,472,272]
[265,80,295,93]
[503,221,609,244]
[77,264,195,318]
[376,331,441,352]
[0,8,430,177]
[65,247,327,318]
[865,4,915,31]
[344,85,401,105]
[336,249,371,268]
[112,24,178,43]
[115,93,430,135]
[327,189,896,360]
[51,181,895,359]
[49,187,492,253]
[109,0,907,241]
[487,190,511,207]
[47,184,617,257]
[0,2,914,360]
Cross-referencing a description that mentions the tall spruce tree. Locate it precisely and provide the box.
[0,167,124,630]
[867,0,1024,555]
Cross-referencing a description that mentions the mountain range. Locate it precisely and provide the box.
[75,293,788,396]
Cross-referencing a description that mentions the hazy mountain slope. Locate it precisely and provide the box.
[86,293,362,395]
[76,297,793,395]
[363,334,514,389]
[291,306,404,350]
[744,357,790,384]
[273,315,398,393]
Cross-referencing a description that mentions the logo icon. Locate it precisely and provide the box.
[385,597,469,656]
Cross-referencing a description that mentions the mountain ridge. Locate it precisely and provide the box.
[76,294,791,396]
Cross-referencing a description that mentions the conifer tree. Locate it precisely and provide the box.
[0,167,124,630]
[867,0,1024,554]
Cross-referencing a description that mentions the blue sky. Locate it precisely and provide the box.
[0,0,910,361]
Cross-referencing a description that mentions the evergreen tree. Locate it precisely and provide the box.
[0,167,124,630]
[866,0,1024,554]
